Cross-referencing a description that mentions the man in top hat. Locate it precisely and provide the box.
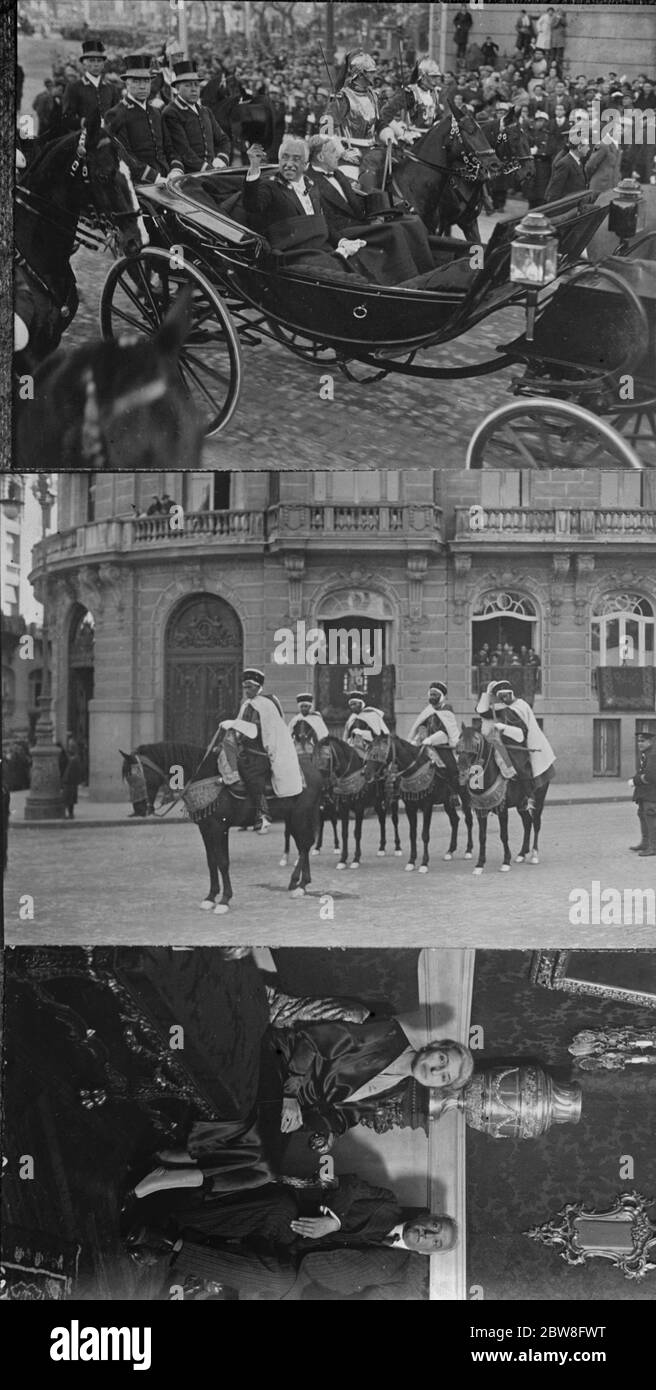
[162,60,231,175]
[219,669,302,833]
[343,693,389,754]
[289,693,329,755]
[62,38,120,129]
[475,678,555,807]
[628,728,656,857]
[378,57,443,135]
[407,682,459,780]
[104,55,170,183]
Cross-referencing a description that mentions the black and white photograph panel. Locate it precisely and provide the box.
[12,2,656,470]
[2,468,655,942]
[2,946,655,1302]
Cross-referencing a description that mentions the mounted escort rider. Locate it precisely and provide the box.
[343,691,389,755]
[378,57,444,135]
[218,668,302,833]
[407,680,459,782]
[475,678,555,809]
[324,51,389,193]
[289,692,329,756]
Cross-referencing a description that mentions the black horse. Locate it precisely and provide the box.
[15,112,146,373]
[280,761,341,868]
[362,734,474,873]
[120,739,324,911]
[456,725,554,874]
[15,291,203,469]
[314,736,401,870]
[391,103,505,238]
[482,113,536,211]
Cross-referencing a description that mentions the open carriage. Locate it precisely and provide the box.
[99,166,656,467]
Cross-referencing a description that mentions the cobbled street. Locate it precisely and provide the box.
[5,800,655,947]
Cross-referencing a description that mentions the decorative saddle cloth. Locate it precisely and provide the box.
[332,767,368,804]
[398,759,440,802]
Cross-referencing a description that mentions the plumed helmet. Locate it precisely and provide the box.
[418,57,442,78]
[349,51,377,75]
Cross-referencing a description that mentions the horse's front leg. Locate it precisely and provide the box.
[376,793,387,857]
[351,808,364,868]
[531,793,546,864]
[289,848,311,897]
[212,822,233,913]
[280,812,291,867]
[444,801,459,861]
[498,804,512,872]
[331,812,340,853]
[405,804,418,871]
[515,805,532,863]
[464,800,474,859]
[473,811,488,875]
[337,808,349,868]
[391,798,402,855]
[419,803,433,873]
[199,819,221,909]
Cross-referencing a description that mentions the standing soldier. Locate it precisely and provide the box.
[219,669,302,833]
[104,54,170,183]
[629,729,656,856]
[475,679,555,808]
[162,60,231,175]
[407,681,459,780]
[62,39,119,130]
[289,693,329,755]
[343,692,389,753]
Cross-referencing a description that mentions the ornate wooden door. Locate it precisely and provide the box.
[164,595,243,747]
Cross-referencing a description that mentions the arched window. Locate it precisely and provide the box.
[591,593,655,671]
[471,591,541,696]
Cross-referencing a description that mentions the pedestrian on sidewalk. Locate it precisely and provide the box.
[629,729,656,856]
[61,737,83,819]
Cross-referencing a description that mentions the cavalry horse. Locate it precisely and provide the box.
[280,755,341,868]
[314,736,402,870]
[362,734,474,873]
[389,102,506,239]
[456,725,554,874]
[120,738,324,912]
[15,111,146,373]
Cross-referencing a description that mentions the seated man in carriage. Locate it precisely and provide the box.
[219,668,303,833]
[343,692,389,755]
[407,681,460,782]
[475,678,555,809]
[307,134,435,283]
[288,693,329,756]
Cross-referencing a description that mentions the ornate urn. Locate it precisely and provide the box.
[459,1064,582,1140]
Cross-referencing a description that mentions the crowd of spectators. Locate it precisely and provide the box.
[25,20,656,189]
[474,642,542,670]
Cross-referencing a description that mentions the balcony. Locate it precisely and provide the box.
[452,507,656,551]
[32,510,266,573]
[267,503,443,553]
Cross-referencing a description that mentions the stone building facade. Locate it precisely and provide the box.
[30,467,656,800]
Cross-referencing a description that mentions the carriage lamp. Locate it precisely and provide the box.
[608,178,646,242]
[510,211,558,342]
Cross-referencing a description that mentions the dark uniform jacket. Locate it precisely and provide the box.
[162,95,231,172]
[634,743,656,804]
[545,149,587,201]
[290,1174,404,1250]
[62,74,120,129]
[104,95,170,181]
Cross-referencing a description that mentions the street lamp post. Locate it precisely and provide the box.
[24,474,64,821]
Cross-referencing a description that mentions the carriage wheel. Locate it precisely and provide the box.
[100,246,242,437]
[466,399,644,469]
[607,400,656,469]
[268,320,339,365]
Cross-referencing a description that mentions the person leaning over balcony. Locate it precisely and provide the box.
[628,728,656,857]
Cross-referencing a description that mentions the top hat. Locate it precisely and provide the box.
[124,54,154,79]
[81,38,106,59]
[172,60,200,84]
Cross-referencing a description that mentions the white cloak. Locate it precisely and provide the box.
[476,693,555,778]
[238,694,303,797]
[344,707,389,740]
[407,705,459,747]
[288,712,329,740]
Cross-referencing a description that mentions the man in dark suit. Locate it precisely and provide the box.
[162,60,231,175]
[104,54,170,183]
[545,125,588,201]
[630,728,656,856]
[62,38,120,130]
[243,135,371,278]
[308,134,435,283]
[288,1174,456,1254]
[275,1012,473,1136]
